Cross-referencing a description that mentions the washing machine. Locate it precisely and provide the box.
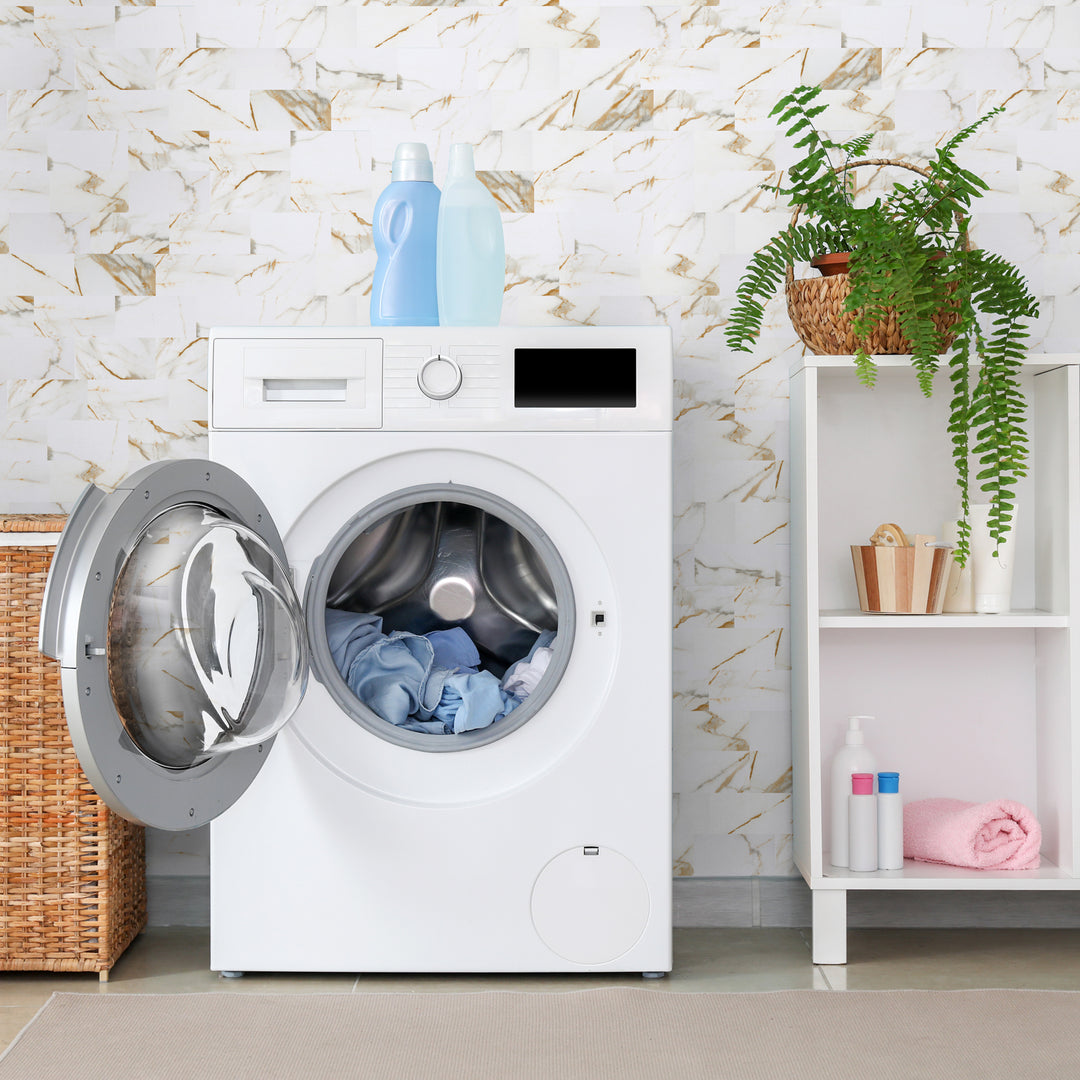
[39,325,673,975]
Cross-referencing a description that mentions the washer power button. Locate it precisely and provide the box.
[418,354,463,400]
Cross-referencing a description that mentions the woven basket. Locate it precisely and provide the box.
[784,158,963,356]
[0,515,146,981]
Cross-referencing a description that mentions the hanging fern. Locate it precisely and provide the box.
[726,87,1039,566]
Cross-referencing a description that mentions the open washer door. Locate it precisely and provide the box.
[39,460,309,831]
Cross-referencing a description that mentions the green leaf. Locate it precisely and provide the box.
[728,89,1035,555]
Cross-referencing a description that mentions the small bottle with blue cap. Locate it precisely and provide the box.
[877,771,904,870]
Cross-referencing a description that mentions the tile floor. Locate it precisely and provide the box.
[2,926,1080,1051]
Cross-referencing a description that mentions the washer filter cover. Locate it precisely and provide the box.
[531,847,650,965]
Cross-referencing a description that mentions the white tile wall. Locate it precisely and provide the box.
[2,0,1076,879]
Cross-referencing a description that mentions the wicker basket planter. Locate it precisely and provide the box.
[786,267,961,356]
[783,158,962,357]
[0,515,146,981]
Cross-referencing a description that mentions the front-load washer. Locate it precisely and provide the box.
[39,325,673,975]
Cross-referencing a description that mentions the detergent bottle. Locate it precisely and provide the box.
[436,143,505,326]
[371,142,440,326]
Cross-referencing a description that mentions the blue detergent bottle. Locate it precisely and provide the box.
[371,142,440,326]
[436,143,505,326]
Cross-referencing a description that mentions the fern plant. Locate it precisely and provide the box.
[727,86,1039,565]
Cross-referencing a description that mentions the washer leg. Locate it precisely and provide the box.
[811,890,847,965]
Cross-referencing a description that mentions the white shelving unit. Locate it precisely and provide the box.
[790,354,1080,964]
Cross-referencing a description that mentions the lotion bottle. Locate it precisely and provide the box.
[848,773,878,872]
[371,142,440,326]
[829,715,876,868]
[876,771,904,870]
[436,143,505,326]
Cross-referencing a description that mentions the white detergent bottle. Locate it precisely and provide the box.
[436,143,505,326]
[829,716,876,868]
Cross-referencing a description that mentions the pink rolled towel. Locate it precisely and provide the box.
[903,798,1042,870]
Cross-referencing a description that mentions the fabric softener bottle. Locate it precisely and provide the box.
[436,143,505,326]
[371,142,440,326]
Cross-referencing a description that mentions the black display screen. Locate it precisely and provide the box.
[514,348,636,408]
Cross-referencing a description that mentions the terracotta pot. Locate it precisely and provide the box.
[810,252,851,277]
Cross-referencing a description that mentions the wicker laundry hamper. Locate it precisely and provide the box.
[0,515,146,981]
[784,158,963,356]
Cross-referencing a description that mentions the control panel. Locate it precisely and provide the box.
[210,325,672,432]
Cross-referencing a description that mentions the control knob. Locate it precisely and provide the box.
[417,354,462,400]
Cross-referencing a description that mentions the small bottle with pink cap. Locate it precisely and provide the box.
[848,773,878,871]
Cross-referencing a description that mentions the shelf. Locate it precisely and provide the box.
[791,355,1080,963]
[790,353,1080,378]
[818,856,1076,891]
[819,610,1069,629]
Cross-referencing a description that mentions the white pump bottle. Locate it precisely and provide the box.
[829,716,876,868]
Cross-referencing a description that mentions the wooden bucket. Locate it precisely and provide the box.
[851,541,954,614]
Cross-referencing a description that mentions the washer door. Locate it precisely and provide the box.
[39,460,309,831]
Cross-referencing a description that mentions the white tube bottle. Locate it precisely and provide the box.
[876,771,904,870]
[848,773,878,872]
[829,716,876,868]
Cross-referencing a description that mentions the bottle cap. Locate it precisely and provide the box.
[845,715,873,745]
[851,773,874,795]
[391,142,434,182]
[878,771,900,794]
[447,143,476,179]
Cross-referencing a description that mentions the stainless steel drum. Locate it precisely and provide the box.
[303,484,576,752]
[325,499,559,672]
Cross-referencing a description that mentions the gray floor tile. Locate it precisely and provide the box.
[823,928,1080,991]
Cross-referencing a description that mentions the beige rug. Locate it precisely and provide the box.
[2,987,1078,1079]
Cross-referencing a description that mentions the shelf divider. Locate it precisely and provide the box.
[818,856,1076,890]
[819,610,1069,629]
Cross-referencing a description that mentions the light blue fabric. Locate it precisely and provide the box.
[325,610,531,735]
[425,627,480,673]
[324,609,383,674]
[343,632,449,729]
[434,671,519,734]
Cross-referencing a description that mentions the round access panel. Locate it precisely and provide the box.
[531,847,650,965]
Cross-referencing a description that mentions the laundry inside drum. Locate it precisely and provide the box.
[323,500,562,737]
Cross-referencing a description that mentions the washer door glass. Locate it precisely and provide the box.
[108,504,307,769]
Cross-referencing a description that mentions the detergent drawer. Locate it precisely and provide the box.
[211,335,384,430]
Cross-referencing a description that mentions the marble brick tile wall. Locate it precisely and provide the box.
[1,0,1076,878]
